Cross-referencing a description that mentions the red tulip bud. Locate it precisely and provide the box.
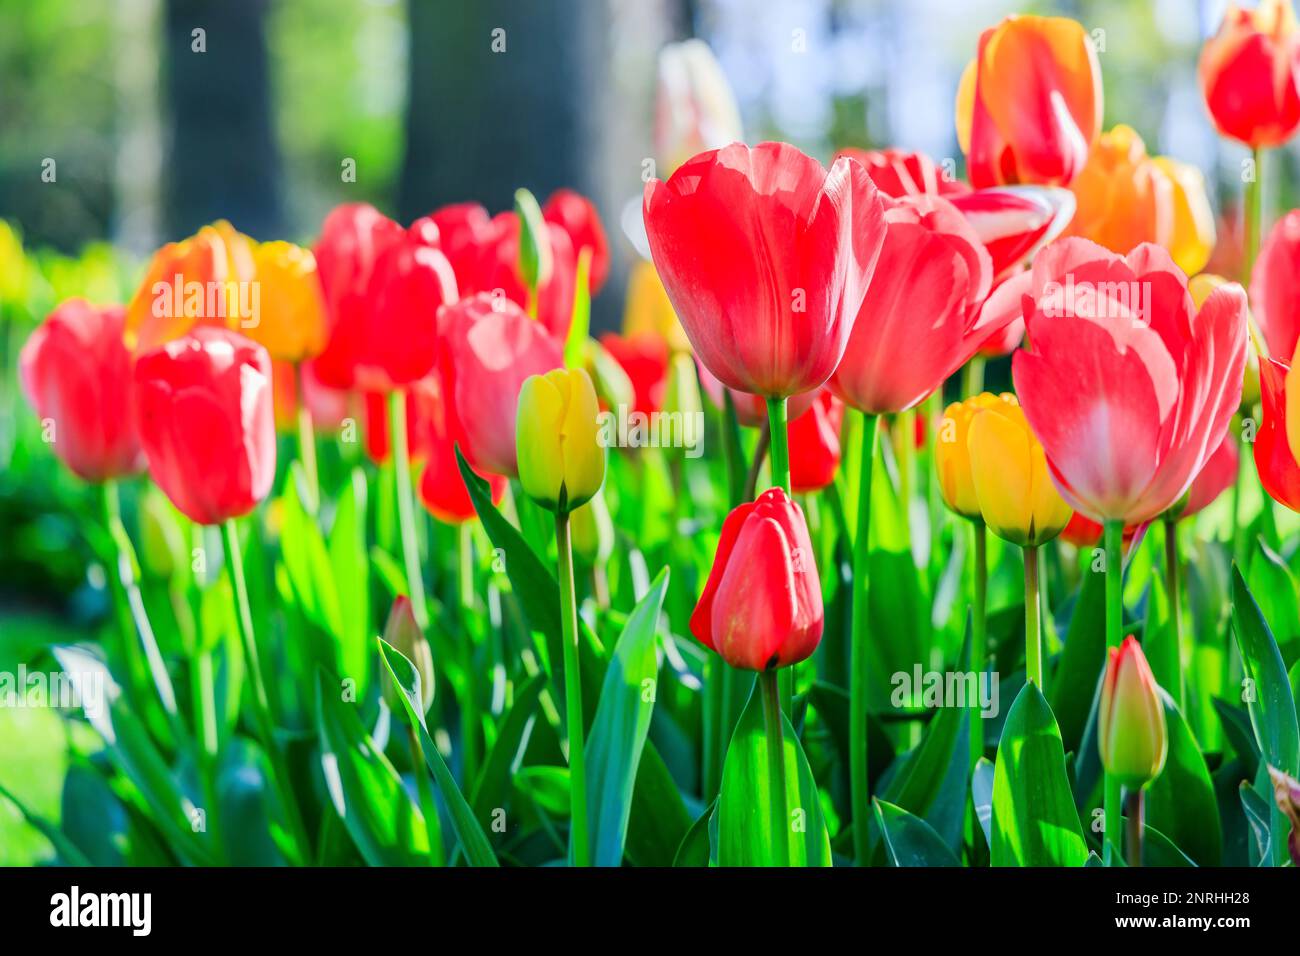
[381,596,435,717]
[690,488,823,671]
[1098,636,1168,790]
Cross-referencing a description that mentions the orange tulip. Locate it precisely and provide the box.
[248,241,328,362]
[125,220,256,352]
[956,15,1102,188]
[1066,126,1215,276]
[1200,0,1300,149]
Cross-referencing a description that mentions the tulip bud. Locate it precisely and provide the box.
[380,597,435,717]
[516,367,606,514]
[935,392,1016,520]
[1268,765,1300,866]
[514,187,552,294]
[967,396,1073,547]
[690,488,823,671]
[543,189,610,294]
[1098,637,1169,790]
[1200,0,1300,149]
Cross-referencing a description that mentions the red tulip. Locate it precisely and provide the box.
[830,193,996,413]
[644,141,887,398]
[461,212,576,342]
[689,487,822,671]
[1256,357,1300,510]
[947,185,1076,282]
[835,147,949,198]
[1013,239,1248,525]
[362,379,438,465]
[1200,0,1300,149]
[1060,511,1103,548]
[543,189,610,294]
[349,217,458,391]
[428,201,493,287]
[1250,209,1300,360]
[440,292,564,478]
[414,375,506,524]
[695,360,816,427]
[1180,430,1240,519]
[312,203,405,389]
[789,390,844,493]
[133,327,276,525]
[19,299,143,482]
[956,15,1102,188]
[600,332,670,415]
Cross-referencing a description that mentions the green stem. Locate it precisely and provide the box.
[1231,429,1249,564]
[925,390,942,565]
[1163,519,1185,704]
[409,725,445,865]
[970,520,988,770]
[1125,788,1144,868]
[744,422,771,502]
[1244,146,1263,282]
[296,365,320,514]
[850,410,880,866]
[555,511,589,866]
[963,356,986,400]
[759,669,789,867]
[1102,519,1124,866]
[1024,544,1042,687]
[457,522,481,780]
[221,519,311,864]
[390,389,429,629]
[765,396,790,494]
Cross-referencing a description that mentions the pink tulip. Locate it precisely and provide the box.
[1250,208,1300,359]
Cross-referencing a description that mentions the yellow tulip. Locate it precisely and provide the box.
[1151,156,1215,277]
[623,260,691,354]
[966,397,1072,546]
[248,240,328,362]
[0,220,28,305]
[935,392,1015,519]
[516,367,606,513]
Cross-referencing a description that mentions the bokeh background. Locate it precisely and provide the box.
[0,0,1287,864]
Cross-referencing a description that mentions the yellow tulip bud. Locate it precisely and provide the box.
[935,392,1015,519]
[249,240,328,362]
[967,397,1073,547]
[516,367,606,513]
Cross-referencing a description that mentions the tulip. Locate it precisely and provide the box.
[1268,766,1300,866]
[834,147,954,199]
[312,203,406,389]
[1065,125,1216,277]
[935,392,1017,521]
[380,596,435,716]
[644,141,886,402]
[949,185,1076,283]
[654,39,743,174]
[599,332,670,416]
[441,293,564,478]
[461,211,576,342]
[516,368,605,514]
[622,260,690,354]
[956,15,1102,188]
[1013,238,1245,863]
[428,201,493,287]
[19,299,143,483]
[1099,636,1169,791]
[1013,239,1248,527]
[966,397,1072,549]
[1199,0,1300,149]
[1177,430,1240,520]
[1256,357,1300,511]
[412,373,506,524]
[543,189,610,294]
[124,220,257,353]
[1249,209,1300,360]
[788,390,844,494]
[829,193,996,414]
[1061,511,1103,549]
[352,217,459,391]
[133,327,276,526]
[690,487,822,671]
[248,240,329,362]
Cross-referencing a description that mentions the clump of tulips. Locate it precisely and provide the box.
[8,10,1300,875]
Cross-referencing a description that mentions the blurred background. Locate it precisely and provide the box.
[0,0,1288,864]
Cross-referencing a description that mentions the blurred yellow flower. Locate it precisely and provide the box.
[516,367,606,513]
[249,240,328,362]
[623,260,690,354]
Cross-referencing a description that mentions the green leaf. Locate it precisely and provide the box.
[1230,566,1300,776]
[315,670,430,866]
[281,464,342,637]
[972,757,995,847]
[1240,781,1273,866]
[873,798,961,867]
[718,682,832,866]
[470,673,546,826]
[1214,697,1261,779]
[1145,691,1221,865]
[1048,563,1106,753]
[514,187,550,295]
[583,568,669,866]
[328,468,370,696]
[1139,821,1197,867]
[0,780,92,866]
[991,681,1088,867]
[563,246,592,368]
[673,800,715,868]
[515,766,570,816]
[377,640,499,867]
[623,740,693,867]
[1248,540,1299,665]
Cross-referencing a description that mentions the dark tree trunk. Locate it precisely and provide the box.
[162,0,283,239]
